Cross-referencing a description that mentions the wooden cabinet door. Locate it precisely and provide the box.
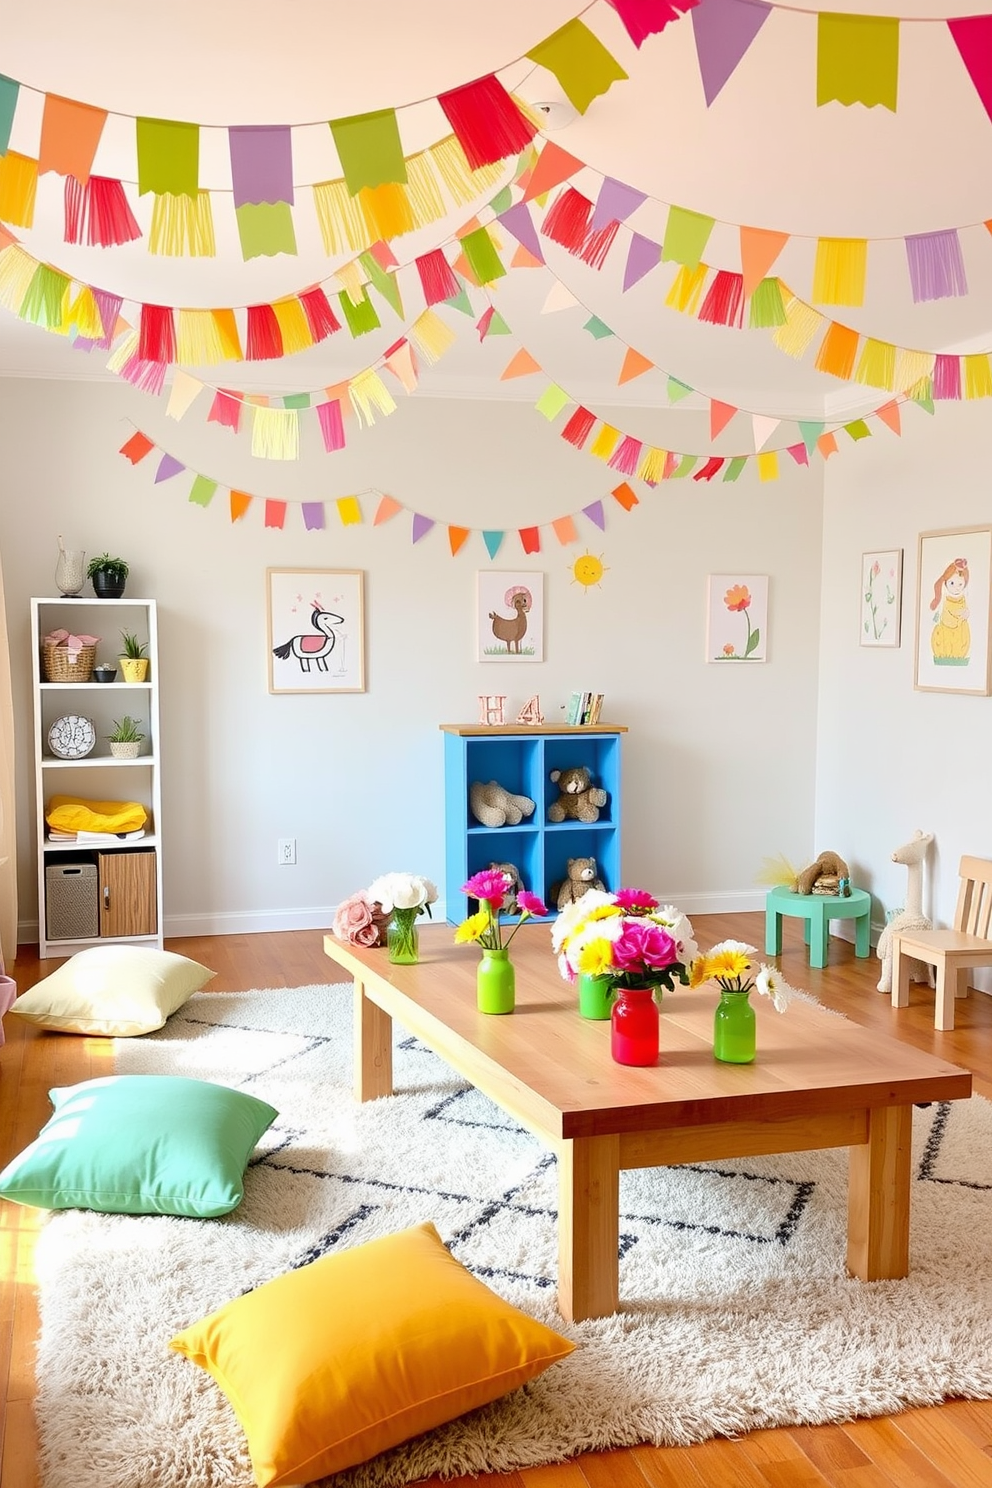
[98,852,158,938]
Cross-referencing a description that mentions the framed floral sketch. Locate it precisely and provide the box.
[914,527,992,695]
[477,572,544,662]
[860,549,902,648]
[267,568,365,694]
[706,575,768,662]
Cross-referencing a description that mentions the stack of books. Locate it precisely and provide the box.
[565,692,605,726]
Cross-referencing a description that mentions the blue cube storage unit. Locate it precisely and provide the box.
[441,723,626,925]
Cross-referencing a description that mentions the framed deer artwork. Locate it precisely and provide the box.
[476,571,544,662]
[266,568,365,694]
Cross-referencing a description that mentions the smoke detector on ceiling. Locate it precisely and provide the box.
[531,100,578,130]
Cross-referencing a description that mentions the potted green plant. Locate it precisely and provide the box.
[107,715,145,759]
[118,630,150,683]
[86,553,129,599]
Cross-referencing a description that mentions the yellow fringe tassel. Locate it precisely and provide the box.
[0,245,41,315]
[665,264,708,315]
[148,192,216,256]
[812,238,868,306]
[336,259,367,307]
[62,285,103,339]
[407,307,456,365]
[589,424,621,461]
[756,450,779,482]
[964,354,992,400]
[211,309,243,361]
[430,135,507,206]
[405,152,448,230]
[105,329,140,374]
[0,152,38,229]
[814,323,859,380]
[637,446,666,484]
[358,182,415,243]
[271,299,314,356]
[771,294,825,359]
[893,347,935,392]
[854,337,896,391]
[348,368,397,427]
[312,178,368,255]
[177,309,231,366]
[251,406,300,460]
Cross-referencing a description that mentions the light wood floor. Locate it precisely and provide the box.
[3,913,992,1488]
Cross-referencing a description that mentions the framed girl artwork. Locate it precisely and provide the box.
[706,575,768,663]
[266,568,365,694]
[860,549,902,648]
[914,527,992,695]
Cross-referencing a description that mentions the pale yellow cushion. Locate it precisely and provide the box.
[169,1221,575,1488]
[9,945,214,1035]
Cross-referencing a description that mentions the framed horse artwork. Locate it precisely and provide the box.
[266,569,365,694]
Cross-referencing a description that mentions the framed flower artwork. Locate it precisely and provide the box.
[860,549,902,648]
[266,568,365,694]
[914,527,992,695]
[706,575,768,663]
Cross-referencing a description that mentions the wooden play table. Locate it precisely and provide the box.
[323,925,971,1322]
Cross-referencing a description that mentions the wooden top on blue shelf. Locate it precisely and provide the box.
[439,723,628,736]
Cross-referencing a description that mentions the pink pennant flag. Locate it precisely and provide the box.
[264,500,287,529]
[412,513,435,543]
[710,399,737,438]
[590,177,647,233]
[582,501,606,529]
[692,0,771,106]
[752,414,779,451]
[786,443,809,466]
[948,16,992,126]
[374,495,402,525]
[207,389,242,433]
[476,306,496,340]
[875,400,901,435]
[608,0,700,48]
[317,399,345,452]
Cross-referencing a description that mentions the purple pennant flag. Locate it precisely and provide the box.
[582,501,606,530]
[301,502,325,530]
[905,230,968,304]
[591,178,647,233]
[623,232,661,291]
[691,0,771,106]
[411,513,435,544]
[93,288,123,349]
[497,202,544,263]
[154,453,185,483]
[229,125,295,207]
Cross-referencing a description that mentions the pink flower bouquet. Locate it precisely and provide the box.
[332,892,391,948]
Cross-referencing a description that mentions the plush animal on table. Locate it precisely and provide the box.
[547,766,608,824]
[549,856,606,911]
[487,861,524,916]
[469,780,536,829]
[876,829,936,994]
[795,851,850,897]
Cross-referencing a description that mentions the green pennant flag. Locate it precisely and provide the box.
[723,457,748,483]
[667,377,693,403]
[444,285,474,317]
[844,419,872,441]
[330,109,407,194]
[338,287,381,337]
[136,118,199,196]
[188,475,218,508]
[488,185,513,215]
[359,251,403,317]
[798,421,825,455]
[669,454,698,479]
[460,227,505,285]
[19,264,70,328]
[484,310,511,336]
[908,378,934,414]
[282,393,311,410]
[527,19,628,115]
[817,15,899,111]
[0,75,19,156]
[748,277,787,328]
[584,316,613,340]
[235,201,297,260]
[535,384,570,420]
[483,531,505,560]
[662,205,715,268]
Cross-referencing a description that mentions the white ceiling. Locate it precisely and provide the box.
[3,0,992,430]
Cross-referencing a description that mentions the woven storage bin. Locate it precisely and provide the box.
[45,862,99,940]
[42,642,96,683]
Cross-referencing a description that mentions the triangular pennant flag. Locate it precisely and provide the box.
[692,0,771,106]
[411,513,435,544]
[798,420,824,455]
[710,399,737,438]
[448,525,470,556]
[497,201,544,263]
[154,453,185,483]
[444,284,475,317]
[483,530,505,559]
[542,281,579,313]
[584,316,614,339]
[511,242,544,269]
[582,501,606,530]
[949,17,992,126]
[501,348,542,379]
[875,400,902,435]
[374,495,403,525]
[667,376,693,403]
[740,225,790,296]
[484,310,511,337]
[618,347,653,384]
[384,340,418,392]
[522,141,583,202]
[591,177,647,233]
[623,232,661,291]
[752,414,780,451]
[166,369,202,420]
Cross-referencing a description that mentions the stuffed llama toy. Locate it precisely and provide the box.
[875,829,936,994]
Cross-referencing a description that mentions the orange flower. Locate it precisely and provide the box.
[723,643,735,656]
[724,584,751,613]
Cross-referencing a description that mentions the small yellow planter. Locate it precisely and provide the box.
[119,657,150,683]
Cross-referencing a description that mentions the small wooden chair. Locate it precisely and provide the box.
[892,855,992,1030]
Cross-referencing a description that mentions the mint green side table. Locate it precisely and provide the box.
[764,885,872,970]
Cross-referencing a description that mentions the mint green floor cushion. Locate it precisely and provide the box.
[0,1075,277,1216]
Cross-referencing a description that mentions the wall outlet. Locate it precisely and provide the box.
[277,838,296,866]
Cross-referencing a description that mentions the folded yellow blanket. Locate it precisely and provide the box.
[46,796,148,835]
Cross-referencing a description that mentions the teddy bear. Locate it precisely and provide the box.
[469,780,536,829]
[547,766,607,824]
[549,856,605,911]
[795,851,850,897]
[487,861,524,915]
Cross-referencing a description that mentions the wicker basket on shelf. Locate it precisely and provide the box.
[42,641,96,683]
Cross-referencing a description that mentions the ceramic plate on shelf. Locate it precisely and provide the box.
[48,715,96,759]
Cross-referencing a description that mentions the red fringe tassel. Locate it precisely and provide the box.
[560,406,596,449]
[933,353,961,400]
[608,435,642,475]
[438,74,536,170]
[138,305,176,364]
[246,304,284,361]
[578,220,621,269]
[207,389,242,433]
[298,288,341,343]
[64,175,142,247]
[416,249,460,307]
[693,456,726,482]
[542,189,593,254]
[698,271,745,328]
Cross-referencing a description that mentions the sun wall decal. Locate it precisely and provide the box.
[571,551,608,590]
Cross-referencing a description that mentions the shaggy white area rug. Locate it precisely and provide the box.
[32,983,992,1488]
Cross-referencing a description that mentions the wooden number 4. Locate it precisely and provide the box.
[516,695,544,725]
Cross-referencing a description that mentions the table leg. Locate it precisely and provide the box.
[765,902,783,957]
[556,1134,620,1322]
[854,907,871,959]
[809,905,828,968]
[847,1104,911,1280]
[353,977,393,1102]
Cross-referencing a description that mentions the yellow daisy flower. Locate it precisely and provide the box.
[454,912,489,944]
[688,956,713,988]
[708,949,751,980]
[577,938,615,976]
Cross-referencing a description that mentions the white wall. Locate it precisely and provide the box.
[1,377,824,941]
[816,402,992,971]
